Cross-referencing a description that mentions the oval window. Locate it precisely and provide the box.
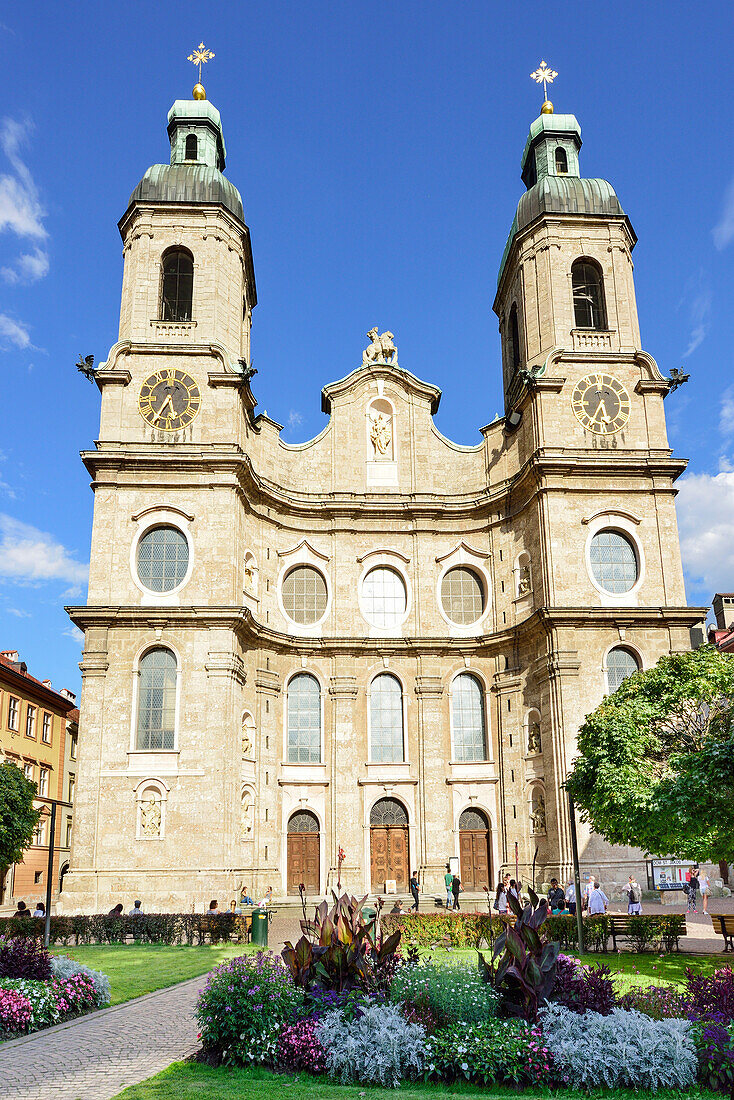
[441,567,485,625]
[362,567,407,628]
[136,526,189,593]
[282,565,328,625]
[589,530,638,594]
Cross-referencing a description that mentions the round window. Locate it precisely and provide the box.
[589,530,638,594]
[136,526,189,592]
[282,565,328,625]
[441,567,485,625]
[362,567,407,628]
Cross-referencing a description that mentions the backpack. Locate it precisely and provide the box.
[629,884,640,904]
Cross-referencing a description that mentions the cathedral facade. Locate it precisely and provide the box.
[62,89,702,912]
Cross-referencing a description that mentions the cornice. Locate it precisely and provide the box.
[321,363,442,414]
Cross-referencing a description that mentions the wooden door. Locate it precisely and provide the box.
[370,825,409,892]
[287,832,319,894]
[460,829,490,891]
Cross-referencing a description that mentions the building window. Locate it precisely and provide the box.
[136,648,177,750]
[70,733,77,759]
[42,713,52,743]
[589,530,638,594]
[441,567,485,625]
[23,762,33,783]
[34,870,43,884]
[38,767,49,797]
[369,673,404,763]
[555,147,568,174]
[68,774,75,803]
[161,248,194,322]
[509,303,521,369]
[282,565,328,625]
[361,567,407,629]
[136,526,190,593]
[452,674,487,762]
[606,647,640,693]
[25,704,36,738]
[184,133,198,160]
[8,696,18,730]
[65,818,72,848]
[34,820,45,846]
[572,259,607,330]
[286,673,321,763]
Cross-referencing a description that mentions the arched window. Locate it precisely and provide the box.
[370,797,408,826]
[136,648,177,750]
[362,567,407,629]
[185,134,198,161]
[509,303,521,369]
[136,526,189,593]
[441,567,485,625]
[589,530,638,594]
[572,260,607,330]
[282,565,328,625]
[606,647,640,693]
[555,147,568,174]
[288,810,320,833]
[369,673,404,762]
[287,673,321,763]
[161,249,194,322]
[452,674,487,762]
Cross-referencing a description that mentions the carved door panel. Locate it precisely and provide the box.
[370,826,409,891]
[460,830,490,892]
[287,833,320,895]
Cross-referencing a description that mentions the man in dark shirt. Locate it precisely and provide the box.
[548,878,566,912]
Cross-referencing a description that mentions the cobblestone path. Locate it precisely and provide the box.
[0,974,202,1100]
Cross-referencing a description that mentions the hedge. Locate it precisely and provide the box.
[0,912,250,946]
[382,912,688,954]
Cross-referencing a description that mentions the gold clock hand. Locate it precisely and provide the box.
[156,394,175,419]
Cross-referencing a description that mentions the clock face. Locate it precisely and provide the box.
[138,369,201,431]
[571,373,630,435]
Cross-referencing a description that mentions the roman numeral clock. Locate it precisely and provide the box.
[138,370,201,432]
[571,373,630,435]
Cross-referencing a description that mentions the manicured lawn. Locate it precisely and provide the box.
[112,1062,718,1100]
[49,944,260,1005]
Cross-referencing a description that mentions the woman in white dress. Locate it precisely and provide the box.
[700,872,711,914]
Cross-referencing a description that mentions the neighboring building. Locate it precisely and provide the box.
[0,652,75,906]
[59,699,79,893]
[708,593,734,652]
[61,84,704,914]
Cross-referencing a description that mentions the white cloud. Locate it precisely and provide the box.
[63,625,84,644]
[2,245,49,284]
[287,410,303,431]
[676,471,734,599]
[0,118,49,286]
[0,313,31,349]
[7,607,30,617]
[681,274,711,358]
[714,176,734,250]
[0,514,88,585]
[720,386,734,440]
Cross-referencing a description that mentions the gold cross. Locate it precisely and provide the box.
[530,60,558,103]
[187,42,215,84]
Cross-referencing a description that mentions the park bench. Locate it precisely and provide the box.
[711,914,734,952]
[609,913,687,952]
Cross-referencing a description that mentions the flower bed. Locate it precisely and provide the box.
[0,937,110,1039]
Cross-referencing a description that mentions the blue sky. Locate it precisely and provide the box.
[1,0,733,694]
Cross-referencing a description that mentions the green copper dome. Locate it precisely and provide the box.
[126,163,245,223]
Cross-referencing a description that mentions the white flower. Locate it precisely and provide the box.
[461,1062,469,1071]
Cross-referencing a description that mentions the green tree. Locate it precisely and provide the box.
[565,645,734,864]
[0,760,41,889]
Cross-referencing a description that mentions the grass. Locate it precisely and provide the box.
[112,1063,718,1100]
[49,944,259,1005]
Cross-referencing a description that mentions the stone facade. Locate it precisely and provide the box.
[61,96,703,913]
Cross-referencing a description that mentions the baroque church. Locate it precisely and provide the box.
[62,76,702,912]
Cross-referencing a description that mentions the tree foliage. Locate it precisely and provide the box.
[0,760,41,872]
[565,645,734,863]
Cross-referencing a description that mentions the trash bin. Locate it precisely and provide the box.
[251,907,268,947]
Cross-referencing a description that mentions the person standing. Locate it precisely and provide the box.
[565,880,577,916]
[494,879,508,915]
[409,871,420,911]
[451,873,462,911]
[687,868,700,914]
[444,864,454,910]
[547,878,565,913]
[588,881,608,915]
[624,875,642,915]
[700,871,711,914]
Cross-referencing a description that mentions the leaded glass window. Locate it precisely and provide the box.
[606,647,640,693]
[288,810,319,833]
[136,648,177,750]
[282,566,328,625]
[287,674,321,763]
[137,526,189,593]
[572,259,607,330]
[370,797,408,826]
[459,808,488,830]
[441,567,485,625]
[161,249,193,322]
[589,530,638,594]
[452,673,487,761]
[362,567,407,629]
[369,673,404,762]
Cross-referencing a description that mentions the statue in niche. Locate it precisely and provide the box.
[241,715,253,756]
[243,557,256,594]
[531,792,547,835]
[517,564,532,597]
[140,795,161,837]
[241,789,254,838]
[369,409,393,458]
[528,721,542,755]
[362,327,398,367]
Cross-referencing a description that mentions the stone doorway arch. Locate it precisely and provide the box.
[459,808,491,891]
[369,797,409,892]
[287,810,320,895]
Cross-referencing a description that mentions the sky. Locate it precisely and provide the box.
[1,0,733,695]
